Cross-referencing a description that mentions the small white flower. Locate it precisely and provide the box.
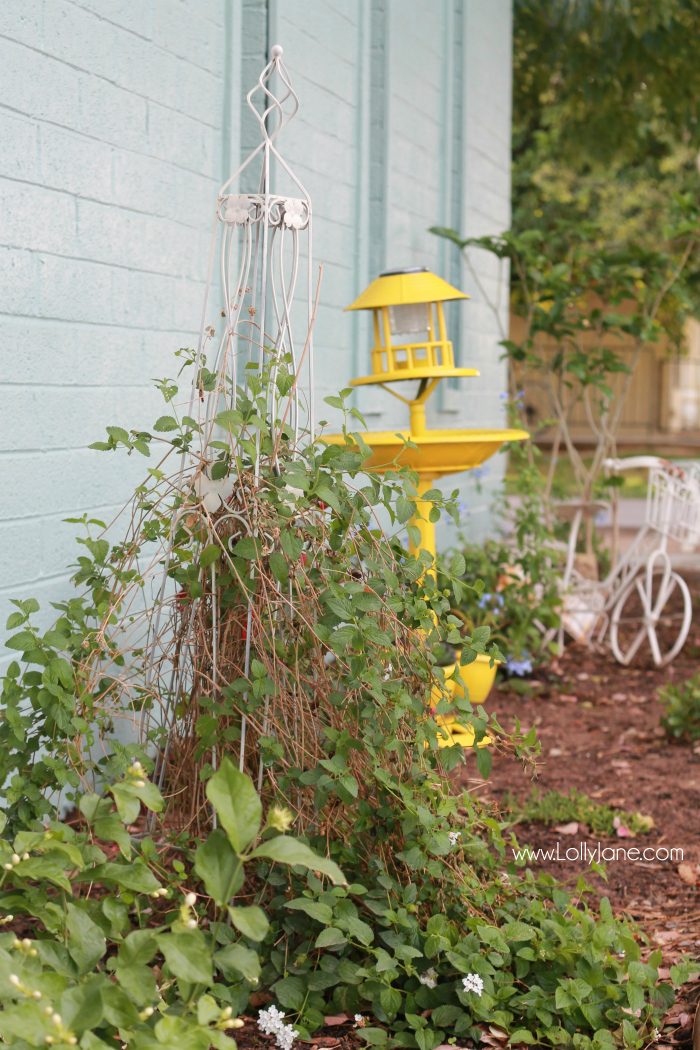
[354,1014,366,1028]
[462,973,484,996]
[448,830,461,847]
[184,892,197,908]
[282,197,308,230]
[419,967,438,989]
[223,194,253,225]
[258,1005,285,1034]
[257,1006,297,1050]
[276,1025,297,1050]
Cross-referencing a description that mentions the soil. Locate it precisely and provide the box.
[457,597,700,1048]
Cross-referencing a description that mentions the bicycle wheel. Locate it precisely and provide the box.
[610,567,692,667]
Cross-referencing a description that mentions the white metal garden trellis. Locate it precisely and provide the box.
[136,45,317,791]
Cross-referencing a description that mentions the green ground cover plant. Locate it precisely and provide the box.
[502,788,655,838]
[0,353,689,1049]
[659,674,700,743]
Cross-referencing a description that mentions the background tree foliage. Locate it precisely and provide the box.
[513,0,700,311]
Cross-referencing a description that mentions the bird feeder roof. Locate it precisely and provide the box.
[345,267,469,311]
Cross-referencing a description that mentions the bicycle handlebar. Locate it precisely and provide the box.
[603,456,670,474]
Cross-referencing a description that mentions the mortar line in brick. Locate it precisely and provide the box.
[0,503,132,527]
[65,0,223,78]
[0,572,72,595]
[0,33,222,132]
[0,382,156,390]
[0,309,199,336]
[2,244,210,284]
[0,174,208,231]
[0,99,216,183]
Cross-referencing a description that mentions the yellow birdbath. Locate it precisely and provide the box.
[326,267,528,747]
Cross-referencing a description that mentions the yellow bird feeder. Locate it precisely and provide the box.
[327,267,528,747]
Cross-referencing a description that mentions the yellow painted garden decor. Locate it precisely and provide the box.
[327,267,528,746]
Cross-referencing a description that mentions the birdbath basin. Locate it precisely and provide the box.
[326,427,529,479]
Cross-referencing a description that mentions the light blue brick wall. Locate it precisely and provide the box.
[0,0,512,665]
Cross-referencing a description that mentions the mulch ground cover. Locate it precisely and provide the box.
[458,594,700,1049]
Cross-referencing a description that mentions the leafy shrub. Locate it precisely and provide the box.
[0,356,683,1049]
[0,759,343,1049]
[659,674,700,742]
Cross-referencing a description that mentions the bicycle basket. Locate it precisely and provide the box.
[646,464,700,544]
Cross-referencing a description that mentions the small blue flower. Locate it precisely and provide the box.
[471,465,489,481]
[457,499,470,516]
[505,656,533,676]
[478,592,505,610]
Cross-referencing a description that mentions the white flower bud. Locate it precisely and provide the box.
[9,974,20,986]
[11,854,20,865]
[184,892,197,907]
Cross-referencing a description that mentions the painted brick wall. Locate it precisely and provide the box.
[0,0,512,664]
[0,0,227,668]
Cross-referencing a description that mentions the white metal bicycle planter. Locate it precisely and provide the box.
[558,456,699,667]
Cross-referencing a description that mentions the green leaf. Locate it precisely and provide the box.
[200,544,222,568]
[231,537,260,560]
[396,495,414,523]
[314,484,342,513]
[250,835,346,884]
[60,976,105,1034]
[194,828,244,905]
[215,409,243,431]
[66,903,106,973]
[157,929,213,984]
[359,1029,388,1046]
[110,778,163,823]
[229,904,270,941]
[280,531,303,560]
[215,941,261,984]
[273,974,306,1010]
[503,920,537,941]
[379,986,402,1018]
[475,746,493,778]
[154,415,178,432]
[269,550,289,585]
[88,860,160,894]
[93,811,132,859]
[315,926,347,948]
[5,630,37,651]
[205,758,262,853]
[285,897,334,923]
